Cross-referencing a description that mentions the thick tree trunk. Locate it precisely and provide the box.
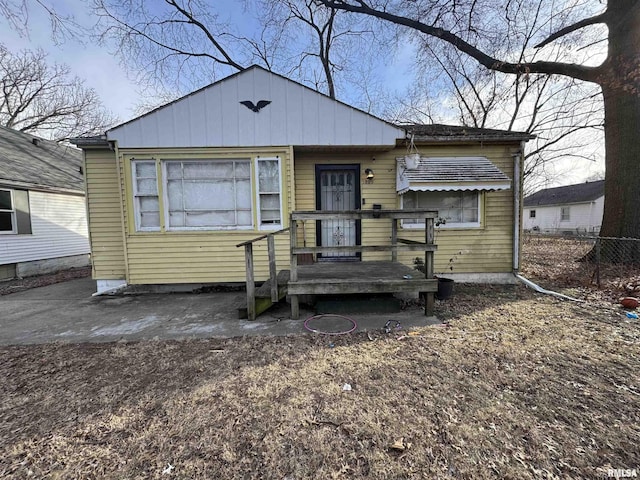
[600,88,640,239]
[579,1,640,265]
[599,1,640,241]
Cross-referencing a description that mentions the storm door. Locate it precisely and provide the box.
[315,165,361,261]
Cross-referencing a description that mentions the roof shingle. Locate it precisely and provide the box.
[402,124,535,143]
[0,126,84,193]
[524,180,604,207]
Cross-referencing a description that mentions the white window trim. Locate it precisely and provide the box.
[132,160,160,232]
[560,206,570,222]
[256,156,283,231]
[0,188,17,235]
[400,191,482,229]
[161,158,255,232]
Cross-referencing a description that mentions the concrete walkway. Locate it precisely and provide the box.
[0,277,440,345]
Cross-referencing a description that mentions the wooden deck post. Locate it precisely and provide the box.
[289,218,299,319]
[425,217,435,317]
[267,234,278,302]
[244,243,256,320]
[391,219,398,262]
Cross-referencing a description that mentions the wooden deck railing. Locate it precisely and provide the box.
[236,210,439,320]
[236,227,290,320]
[289,209,438,318]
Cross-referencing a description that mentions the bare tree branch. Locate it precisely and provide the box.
[319,0,602,83]
[534,11,608,48]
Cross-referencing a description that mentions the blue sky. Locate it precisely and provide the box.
[0,0,605,186]
[0,0,142,121]
[0,0,417,123]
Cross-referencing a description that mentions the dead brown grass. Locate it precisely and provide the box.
[521,235,640,303]
[1,285,638,479]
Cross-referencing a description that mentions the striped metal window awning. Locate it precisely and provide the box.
[396,156,511,194]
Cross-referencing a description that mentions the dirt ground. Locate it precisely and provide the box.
[1,282,638,479]
[0,266,91,296]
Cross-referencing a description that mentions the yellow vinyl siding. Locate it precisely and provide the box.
[117,147,293,284]
[294,144,518,274]
[84,149,127,279]
[397,144,516,273]
[125,233,290,284]
[86,142,518,284]
[293,152,398,261]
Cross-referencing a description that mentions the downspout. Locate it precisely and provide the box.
[515,273,583,302]
[512,141,583,303]
[512,142,524,272]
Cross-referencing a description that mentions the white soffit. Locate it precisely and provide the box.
[396,156,511,194]
[107,66,405,149]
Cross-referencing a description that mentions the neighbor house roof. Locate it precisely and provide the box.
[403,124,535,143]
[0,126,84,194]
[396,156,511,194]
[524,180,605,207]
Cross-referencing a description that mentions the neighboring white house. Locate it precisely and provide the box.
[523,180,604,235]
[0,126,90,280]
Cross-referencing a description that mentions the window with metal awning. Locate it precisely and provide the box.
[396,156,512,194]
[397,156,512,228]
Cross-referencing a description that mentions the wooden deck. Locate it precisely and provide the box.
[288,261,437,295]
[238,209,438,320]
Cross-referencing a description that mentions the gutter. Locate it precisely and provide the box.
[0,179,85,196]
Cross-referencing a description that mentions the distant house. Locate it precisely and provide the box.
[0,126,90,280]
[523,180,604,235]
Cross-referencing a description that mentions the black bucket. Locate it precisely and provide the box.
[436,277,454,300]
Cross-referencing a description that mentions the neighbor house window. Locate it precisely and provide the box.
[0,189,16,234]
[257,157,282,228]
[132,161,160,231]
[164,159,252,230]
[529,210,536,218]
[561,206,570,221]
[403,190,480,227]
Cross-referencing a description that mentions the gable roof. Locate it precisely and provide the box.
[0,126,84,194]
[404,124,534,143]
[107,65,406,149]
[524,180,604,207]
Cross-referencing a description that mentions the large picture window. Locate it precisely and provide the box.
[403,190,480,227]
[165,159,253,230]
[0,189,16,234]
[132,157,284,232]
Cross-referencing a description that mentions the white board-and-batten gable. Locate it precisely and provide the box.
[107,66,405,149]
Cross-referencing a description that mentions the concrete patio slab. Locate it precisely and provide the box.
[0,277,440,345]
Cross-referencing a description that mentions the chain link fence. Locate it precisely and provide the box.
[521,233,640,299]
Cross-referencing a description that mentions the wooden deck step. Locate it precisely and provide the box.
[237,270,290,319]
[255,270,290,298]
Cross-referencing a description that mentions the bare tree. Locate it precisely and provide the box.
[92,0,384,101]
[93,0,252,97]
[0,0,82,42]
[251,0,376,99]
[407,45,604,194]
[321,0,639,242]
[0,46,117,141]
